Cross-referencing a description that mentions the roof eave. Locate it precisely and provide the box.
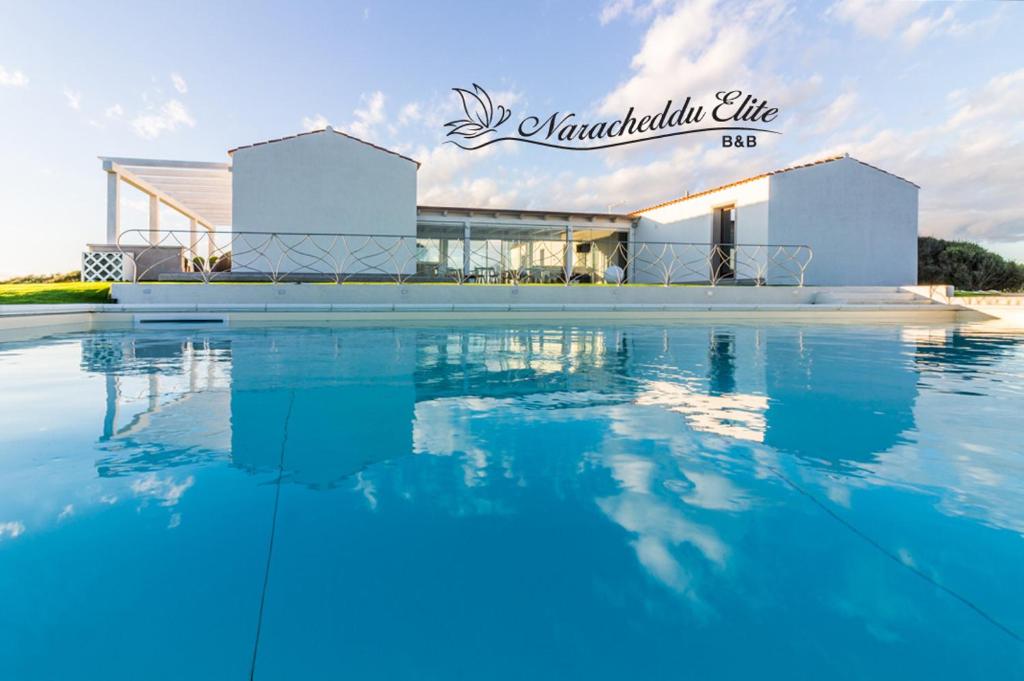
[628,155,918,215]
[227,127,420,168]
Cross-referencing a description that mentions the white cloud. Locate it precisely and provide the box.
[131,473,195,507]
[423,174,521,209]
[58,504,75,520]
[63,87,81,110]
[355,472,378,509]
[170,72,188,94]
[831,0,991,47]
[415,142,519,207]
[0,65,29,87]
[598,0,790,118]
[828,0,922,39]
[902,7,948,46]
[409,1,811,215]
[810,67,1024,244]
[416,124,762,214]
[398,102,421,125]
[608,454,657,493]
[347,90,386,140]
[302,113,330,131]
[600,0,631,24]
[365,0,1019,255]
[598,491,728,595]
[0,520,26,540]
[599,0,668,25]
[105,103,123,118]
[905,6,1003,47]
[814,90,858,134]
[131,99,196,139]
[413,2,814,216]
[674,470,750,511]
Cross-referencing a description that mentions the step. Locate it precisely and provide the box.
[813,291,927,305]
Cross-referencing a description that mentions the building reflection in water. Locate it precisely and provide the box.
[54,321,1024,676]
[82,334,233,477]
[79,323,1024,534]
[708,330,736,395]
[226,329,418,488]
[78,325,930,482]
[760,327,922,466]
[632,328,768,443]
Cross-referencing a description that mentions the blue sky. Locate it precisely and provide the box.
[1,0,1022,277]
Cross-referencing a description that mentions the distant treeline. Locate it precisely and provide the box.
[0,271,80,284]
[919,237,1024,292]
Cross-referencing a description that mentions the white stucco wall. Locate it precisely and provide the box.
[767,157,918,286]
[231,129,418,275]
[632,177,770,283]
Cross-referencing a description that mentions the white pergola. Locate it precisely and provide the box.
[101,157,232,249]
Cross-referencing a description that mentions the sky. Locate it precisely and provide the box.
[0,0,1022,278]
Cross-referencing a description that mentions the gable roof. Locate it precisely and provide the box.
[227,126,420,168]
[629,154,918,215]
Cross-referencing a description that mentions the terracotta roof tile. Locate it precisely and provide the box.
[629,154,918,215]
[227,127,420,167]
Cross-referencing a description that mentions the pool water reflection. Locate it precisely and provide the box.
[1,323,1023,679]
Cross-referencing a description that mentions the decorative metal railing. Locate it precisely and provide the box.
[115,229,812,286]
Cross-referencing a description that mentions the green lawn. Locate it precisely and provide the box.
[0,282,112,305]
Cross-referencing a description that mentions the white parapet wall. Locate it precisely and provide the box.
[108,282,944,308]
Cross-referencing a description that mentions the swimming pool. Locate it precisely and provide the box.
[1,322,1022,679]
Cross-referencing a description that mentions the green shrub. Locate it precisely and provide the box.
[0,270,81,284]
[211,252,232,272]
[918,237,1024,292]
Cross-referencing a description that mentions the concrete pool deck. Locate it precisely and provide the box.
[2,283,1020,342]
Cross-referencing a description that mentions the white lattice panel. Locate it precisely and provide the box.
[81,251,136,282]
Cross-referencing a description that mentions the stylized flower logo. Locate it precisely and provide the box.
[445,84,511,139]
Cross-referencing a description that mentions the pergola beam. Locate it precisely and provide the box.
[103,160,217,232]
[148,195,160,245]
[106,170,120,243]
[100,156,231,171]
[128,179,231,191]
[99,156,231,246]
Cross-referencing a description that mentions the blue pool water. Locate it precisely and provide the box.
[1,322,1023,680]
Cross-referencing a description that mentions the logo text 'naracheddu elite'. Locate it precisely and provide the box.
[445,84,780,151]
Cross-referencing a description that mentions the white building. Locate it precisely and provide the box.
[88,127,919,286]
[631,154,919,286]
[229,128,420,277]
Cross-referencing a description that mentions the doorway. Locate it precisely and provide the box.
[712,205,736,281]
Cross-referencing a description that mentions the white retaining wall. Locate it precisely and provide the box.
[111,283,929,307]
